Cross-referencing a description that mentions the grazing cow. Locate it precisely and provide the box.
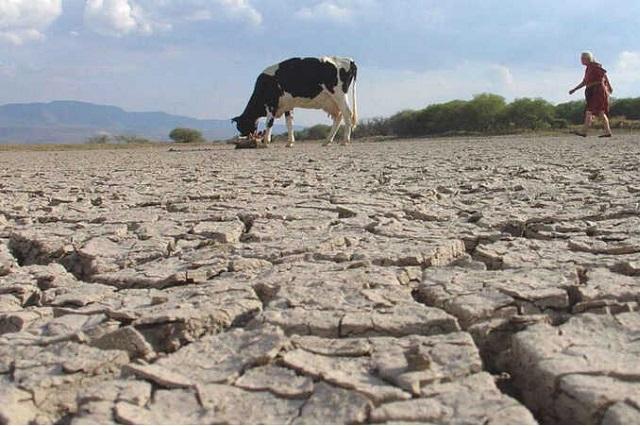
[232,56,358,147]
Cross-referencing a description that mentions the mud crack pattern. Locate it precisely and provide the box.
[1,136,639,424]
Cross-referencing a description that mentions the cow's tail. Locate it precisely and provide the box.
[350,61,358,129]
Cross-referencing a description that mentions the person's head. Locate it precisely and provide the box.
[581,51,594,65]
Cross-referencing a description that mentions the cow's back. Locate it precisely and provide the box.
[263,57,354,98]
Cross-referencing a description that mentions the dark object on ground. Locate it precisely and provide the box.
[571,131,587,137]
[234,139,267,149]
[599,133,613,138]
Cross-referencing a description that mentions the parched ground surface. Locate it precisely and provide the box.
[1,135,639,424]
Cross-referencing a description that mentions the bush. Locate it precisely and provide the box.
[169,128,205,144]
[386,96,507,137]
[294,124,332,140]
[610,98,640,120]
[462,93,507,132]
[85,134,110,144]
[555,100,585,124]
[114,135,153,144]
[502,98,555,130]
[609,117,640,130]
[353,117,392,138]
[551,118,569,129]
[388,110,421,137]
[415,100,464,134]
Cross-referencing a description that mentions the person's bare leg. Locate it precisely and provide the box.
[599,112,612,137]
[573,111,591,137]
[583,111,593,134]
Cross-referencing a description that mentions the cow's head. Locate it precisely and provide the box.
[232,115,258,137]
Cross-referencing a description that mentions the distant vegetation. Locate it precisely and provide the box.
[294,94,640,140]
[85,134,110,145]
[169,127,205,144]
[114,135,154,144]
[77,95,640,145]
[84,134,154,145]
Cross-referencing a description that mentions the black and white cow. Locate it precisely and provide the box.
[232,56,358,147]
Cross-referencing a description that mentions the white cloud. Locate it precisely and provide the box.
[295,1,353,23]
[0,28,44,44]
[489,64,514,88]
[617,51,640,70]
[0,0,62,45]
[293,0,440,27]
[601,50,640,97]
[84,0,160,37]
[170,0,262,26]
[215,0,262,26]
[83,0,262,37]
[615,51,640,84]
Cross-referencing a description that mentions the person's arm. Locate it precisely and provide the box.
[605,74,613,94]
[569,81,586,94]
[570,65,602,94]
[570,78,603,94]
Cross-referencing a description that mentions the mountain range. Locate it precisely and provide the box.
[0,101,295,144]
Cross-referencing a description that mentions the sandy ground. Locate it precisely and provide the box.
[1,135,639,424]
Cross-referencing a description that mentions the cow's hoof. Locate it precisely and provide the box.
[286,143,293,148]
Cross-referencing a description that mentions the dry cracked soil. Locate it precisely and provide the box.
[1,135,639,424]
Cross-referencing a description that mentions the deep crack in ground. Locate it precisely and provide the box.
[1,135,639,424]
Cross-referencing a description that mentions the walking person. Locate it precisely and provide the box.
[569,51,613,137]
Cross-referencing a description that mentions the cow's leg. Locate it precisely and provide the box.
[322,113,343,146]
[263,113,274,144]
[285,111,295,147]
[335,94,354,145]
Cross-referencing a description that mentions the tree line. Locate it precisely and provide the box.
[294,94,640,140]
[84,95,640,144]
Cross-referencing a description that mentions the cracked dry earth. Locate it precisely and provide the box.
[1,135,639,424]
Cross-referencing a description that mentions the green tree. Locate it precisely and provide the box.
[502,98,555,130]
[427,100,468,133]
[169,128,205,143]
[462,93,507,131]
[555,101,585,124]
[388,110,420,137]
[610,98,640,120]
[388,100,469,136]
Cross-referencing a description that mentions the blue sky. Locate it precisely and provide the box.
[1,0,639,125]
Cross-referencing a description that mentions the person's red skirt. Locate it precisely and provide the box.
[585,85,609,114]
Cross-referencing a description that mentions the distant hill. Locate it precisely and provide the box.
[0,101,297,144]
